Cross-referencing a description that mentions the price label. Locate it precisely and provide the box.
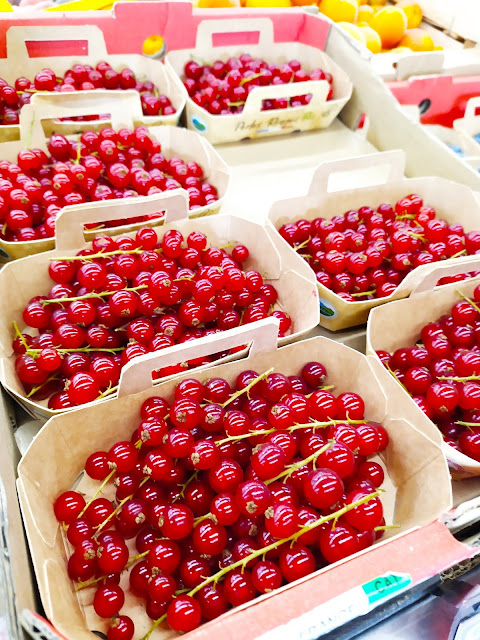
[256,572,412,640]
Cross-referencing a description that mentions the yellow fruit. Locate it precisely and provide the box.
[389,46,411,53]
[337,22,367,45]
[142,35,165,56]
[197,0,236,5]
[357,4,374,23]
[358,24,382,52]
[358,0,368,4]
[397,0,422,28]
[319,0,358,23]
[398,27,434,51]
[246,0,291,5]
[369,0,387,5]
[370,6,407,49]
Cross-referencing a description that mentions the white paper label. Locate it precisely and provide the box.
[256,573,412,640]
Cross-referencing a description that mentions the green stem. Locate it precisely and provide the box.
[294,237,311,252]
[437,375,480,382]
[41,285,148,306]
[222,368,274,408]
[13,321,30,351]
[189,491,380,596]
[456,290,480,315]
[141,489,380,639]
[174,470,199,502]
[451,250,467,259]
[26,374,59,398]
[265,440,333,485]
[350,289,376,298]
[77,470,116,520]
[51,248,145,262]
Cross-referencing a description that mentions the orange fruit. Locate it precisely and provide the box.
[319,0,358,23]
[291,0,317,6]
[397,0,422,28]
[370,6,407,49]
[357,4,374,24]
[398,27,435,51]
[358,24,382,52]
[246,0,291,5]
[368,0,387,5]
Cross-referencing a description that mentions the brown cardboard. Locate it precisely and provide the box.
[0,190,319,421]
[0,90,229,262]
[17,317,451,639]
[268,149,480,331]
[366,258,480,478]
[165,18,353,145]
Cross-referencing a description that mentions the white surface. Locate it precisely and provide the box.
[218,120,377,221]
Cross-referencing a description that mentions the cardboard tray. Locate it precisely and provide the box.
[0,90,230,262]
[0,24,186,142]
[366,258,480,479]
[454,96,480,157]
[16,316,452,640]
[267,149,480,331]
[0,189,319,421]
[164,17,353,145]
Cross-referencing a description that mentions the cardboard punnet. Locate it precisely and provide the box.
[0,90,229,262]
[454,96,480,157]
[164,17,353,145]
[267,149,480,331]
[0,189,319,422]
[366,258,480,479]
[16,316,452,639]
[0,24,186,142]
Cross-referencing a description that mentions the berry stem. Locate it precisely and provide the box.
[451,250,467,259]
[350,289,376,298]
[26,374,59,398]
[264,440,333,485]
[456,290,480,315]
[374,524,400,531]
[27,346,124,356]
[96,384,119,400]
[142,493,381,638]
[51,248,146,262]
[293,237,311,252]
[12,321,30,351]
[173,470,199,502]
[240,72,267,86]
[188,490,380,597]
[41,285,148,306]
[94,495,131,534]
[139,614,167,640]
[438,375,480,382]
[77,470,116,520]
[75,550,151,591]
[222,368,274,408]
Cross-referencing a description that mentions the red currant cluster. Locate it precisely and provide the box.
[0,126,218,242]
[377,286,480,460]
[0,62,175,126]
[182,54,333,116]
[278,194,480,301]
[53,361,388,638]
[13,228,291,409]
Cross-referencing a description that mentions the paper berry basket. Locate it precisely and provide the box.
[453,97,480,157]
[366,258,480,479]
[0,189,319,421]
[0,24,186,142]
[0,90,229,262]
[16,316,450,640]
[164,18,353,145]
[267,149,480,332]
